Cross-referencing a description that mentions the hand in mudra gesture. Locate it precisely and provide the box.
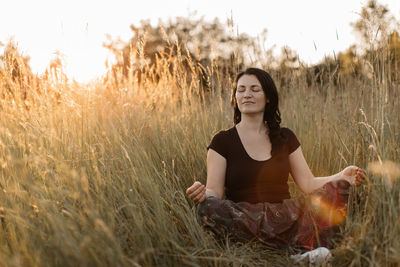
[186,181,207,203]
[339,166,367,186]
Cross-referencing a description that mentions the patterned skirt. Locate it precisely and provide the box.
[196,180,351,252]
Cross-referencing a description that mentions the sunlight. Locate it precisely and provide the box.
[309,195,347,226]
[1,0,399,83]
[64,49,110,83]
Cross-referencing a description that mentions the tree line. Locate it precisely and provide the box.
[1,0,399,100]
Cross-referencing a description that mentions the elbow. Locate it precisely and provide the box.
[298,183,311,194]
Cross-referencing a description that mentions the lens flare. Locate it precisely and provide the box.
[309,195,347,226]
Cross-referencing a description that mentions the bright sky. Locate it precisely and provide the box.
[1,0,399,83]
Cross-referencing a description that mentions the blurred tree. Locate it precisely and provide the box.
[351,0,394,47]
[338,45,362,76]
[350,0,399,82]
[103,14,261,89]
[306,57,340,91]
[385,31,400,81]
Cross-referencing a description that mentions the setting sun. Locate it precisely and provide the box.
[1,0,398,82]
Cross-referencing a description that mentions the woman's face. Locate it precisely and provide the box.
[235,74,268,115]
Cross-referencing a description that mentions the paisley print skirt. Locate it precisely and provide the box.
[196,180,351,252]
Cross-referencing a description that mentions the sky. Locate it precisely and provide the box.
[1,0,399,83]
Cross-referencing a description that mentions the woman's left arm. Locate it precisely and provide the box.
[288,146,366,194]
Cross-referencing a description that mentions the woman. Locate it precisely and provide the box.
[186,68,366,252]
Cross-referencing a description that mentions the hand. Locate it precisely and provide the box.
[186,181,207,203]
[340,166,367,186]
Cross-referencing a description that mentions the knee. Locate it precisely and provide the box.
[196,197,235,231]
[196,196,222,217]
[311,180,351,207]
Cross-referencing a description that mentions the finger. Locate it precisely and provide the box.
[192,184,205,197]
[358,173,367,182]
[188,184,205,200]
[198,194,207,203]
[355,174,366,186]
[357,168,367,175]
[197,187,207,201]
[187,181,202,194]
[355,167,366,176]
[356,170,367,181]
[186,181,202,195]
[197,187,207,200]
[193,189,206,203]
[194,194,204,203]
[353,177,361,186]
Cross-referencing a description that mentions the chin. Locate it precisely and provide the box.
[240,109,264,114]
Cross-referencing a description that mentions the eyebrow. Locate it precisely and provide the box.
[237,84,261,87]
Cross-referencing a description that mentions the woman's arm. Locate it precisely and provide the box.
[288,146,366,194]
[186,149,226,203]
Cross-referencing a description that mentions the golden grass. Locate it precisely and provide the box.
[0,38,399,266]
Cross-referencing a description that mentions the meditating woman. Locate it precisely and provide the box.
[186,67,366,252]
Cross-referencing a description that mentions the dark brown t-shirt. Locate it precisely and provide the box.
[207,126,300,204]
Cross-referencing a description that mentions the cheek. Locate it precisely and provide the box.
[256,93,267,102]
[235,94,241,102]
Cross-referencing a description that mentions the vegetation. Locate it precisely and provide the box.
[0,0,399,266]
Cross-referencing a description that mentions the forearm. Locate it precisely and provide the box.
[302,172,342,194]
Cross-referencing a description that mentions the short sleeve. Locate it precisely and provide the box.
[282,128,300,154]
[207,130,228,159]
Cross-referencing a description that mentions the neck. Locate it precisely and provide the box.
[237,113,268,134]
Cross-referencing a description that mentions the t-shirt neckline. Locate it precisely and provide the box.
[233,125,273,162]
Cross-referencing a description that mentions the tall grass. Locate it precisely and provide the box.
[0,38,399,266]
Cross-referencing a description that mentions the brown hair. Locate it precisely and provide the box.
[231,68,286,155]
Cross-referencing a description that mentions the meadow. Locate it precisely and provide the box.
[0,40,399,267]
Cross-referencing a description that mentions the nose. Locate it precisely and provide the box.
[244,89,252,98]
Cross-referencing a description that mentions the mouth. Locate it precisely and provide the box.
[242,102,255,104]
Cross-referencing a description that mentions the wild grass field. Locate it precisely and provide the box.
[0,36,400,267]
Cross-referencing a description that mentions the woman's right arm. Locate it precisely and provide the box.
[186,148,226,203]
